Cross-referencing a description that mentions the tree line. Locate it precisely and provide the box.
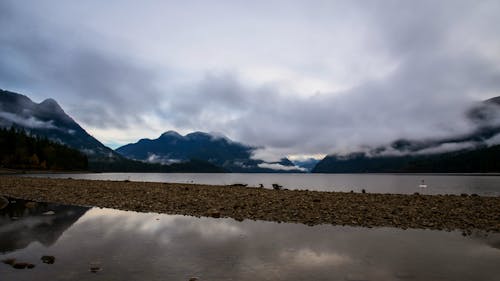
[0,127,88,171]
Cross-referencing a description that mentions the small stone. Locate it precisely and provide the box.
[189,277,199,281]
[230,183,247,187]
[272,184,283,190]
[0,196,8,209]
[41,255,55,264]
[89,262,102,273]
[208,209,221,218]
[25,202,37,209]
[27,263,35,269]
[43,211,55,215]
[12,262,28,269]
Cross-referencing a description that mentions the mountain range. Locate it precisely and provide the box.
[2,88,500,173]
[313,96,500,173]
[116,131,304,173]
[0,89,223,172]
[0,89,303,172]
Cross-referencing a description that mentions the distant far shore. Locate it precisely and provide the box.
[0,176,499,234]
[0,168,89,175]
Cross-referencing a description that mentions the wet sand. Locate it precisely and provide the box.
[1,176,499,233]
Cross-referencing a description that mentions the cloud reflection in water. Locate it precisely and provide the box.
[1,207,499,281]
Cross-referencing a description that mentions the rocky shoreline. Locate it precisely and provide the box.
[1,176,499,233]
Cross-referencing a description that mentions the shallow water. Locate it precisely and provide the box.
[27,172,500,196]
[1,199,499,281]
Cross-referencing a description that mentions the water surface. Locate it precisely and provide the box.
[27,173,500,196]
[1,199,499,281]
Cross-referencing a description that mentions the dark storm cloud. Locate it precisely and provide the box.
[1,1,500,157]
[155,1,500,158]
[0,2,162,129]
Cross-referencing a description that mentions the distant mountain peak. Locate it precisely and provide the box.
[38,98,65,115]
[40,98,58,105]
[116,130,303,173]
[485,96,500,106]
[160,130,183,139]
[185,131,212,140]
[0,89,119,162]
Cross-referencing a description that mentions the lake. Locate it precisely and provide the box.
[27,173,500,196]
[1,198,499,281]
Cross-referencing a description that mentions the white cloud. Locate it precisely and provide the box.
[146,153,182,165]
[1,0,500,158]
[0,112,56,129]
[258,163,306,172]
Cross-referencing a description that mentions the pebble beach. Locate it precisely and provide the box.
[1,176,499,233]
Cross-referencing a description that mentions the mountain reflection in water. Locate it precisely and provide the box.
[0,198,89,253]
[1,203,499,281]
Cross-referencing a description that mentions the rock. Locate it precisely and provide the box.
[89,262,102,273]
[189,277,199,281]
[25,201,37,209]
[0,196,8,209]
[43,211,55,215]
[272,184,283,190]
[41,255,55,264]
[27,263,35,269]
[230,183,247,187]
[208,209,221,218]
[12,262,28,269]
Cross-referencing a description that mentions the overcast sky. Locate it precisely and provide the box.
[1,0,500,160]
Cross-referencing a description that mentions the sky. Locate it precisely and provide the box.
[1,0,500,161]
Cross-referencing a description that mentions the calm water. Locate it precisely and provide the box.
[27,173,500,196]
[1,198,499,281]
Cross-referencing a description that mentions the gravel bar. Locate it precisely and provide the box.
[1,176,499,233]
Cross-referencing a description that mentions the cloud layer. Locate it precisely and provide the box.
[1,1,500,159]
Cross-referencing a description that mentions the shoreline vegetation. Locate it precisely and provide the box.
[1,176,499,234]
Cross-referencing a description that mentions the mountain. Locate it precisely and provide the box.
[313,96,500,173]
[0,89,120,162]
[312,144,500,173]
[291,158,320,172]
[0,89,223,172]
[116,131,304,173]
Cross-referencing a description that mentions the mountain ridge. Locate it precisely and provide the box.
[312,96,500,173]
[0,89,224,172]
[116,131,304,173]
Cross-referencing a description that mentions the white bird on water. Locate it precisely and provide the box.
[419,180,428,188]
